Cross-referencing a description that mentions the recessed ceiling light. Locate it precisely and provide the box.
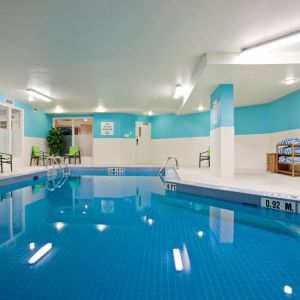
[84,118,88,122]
[285,77,296,85]
[55,105,64,113]
[26,89,52,102]
[97,104,106,113]
[28,95,34,102]
[173,84,183,99]
[148,110,153,116]
[198,105,205,112]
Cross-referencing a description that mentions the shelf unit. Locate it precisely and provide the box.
[276,143,300,176]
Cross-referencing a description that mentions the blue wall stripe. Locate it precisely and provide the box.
[1,89,300,139]
[151,112,210,139]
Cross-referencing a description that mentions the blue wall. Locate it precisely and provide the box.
[0,94,51,138]
[151,113,210,139]
[153,89,300,138]
[2,88,300,140]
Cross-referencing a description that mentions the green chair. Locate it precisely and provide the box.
[30,146,50,166]
[199,147,210,167]
[0,152,13,173]
[64,146,81,164]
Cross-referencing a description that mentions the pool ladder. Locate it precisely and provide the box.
[45,156,71,191]
[158,157,179,177]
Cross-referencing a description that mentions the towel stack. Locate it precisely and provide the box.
[278,147,300,154]
[278,156,300,163]
[278,138,300,164]
[278,138,300,145]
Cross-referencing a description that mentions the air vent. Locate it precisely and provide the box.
[33,106,40,112]
[5,98,14,105]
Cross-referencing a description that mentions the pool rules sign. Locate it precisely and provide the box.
[101,122,114,136]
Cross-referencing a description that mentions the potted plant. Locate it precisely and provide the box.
[46,127,65,156]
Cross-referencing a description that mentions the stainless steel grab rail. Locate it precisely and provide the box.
[158,157,179,176]
[45,156,71,191]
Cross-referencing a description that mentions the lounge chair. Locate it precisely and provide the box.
[0,152,13,173]
[64,146,81,164]
[30,146,50,166]
[199,147,210,167]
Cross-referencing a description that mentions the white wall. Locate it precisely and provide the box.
[150,130,300,171]
[1,137,47,172]
[4,129,300,171]
[150,137,210,167]
[235,134,269,171]
[93,138,136,165]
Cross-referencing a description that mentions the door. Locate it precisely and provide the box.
[0,105,9,153]
[136,122,151,164]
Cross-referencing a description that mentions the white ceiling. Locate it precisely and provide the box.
[1,0,300,114]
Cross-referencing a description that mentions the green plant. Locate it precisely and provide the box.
[46,127,65,156]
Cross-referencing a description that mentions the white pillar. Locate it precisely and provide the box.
[210,84,235,178]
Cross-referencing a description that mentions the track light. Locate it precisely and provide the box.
[26,89,52,102]
[241,30,300,53]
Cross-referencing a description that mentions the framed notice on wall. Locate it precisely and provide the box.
[212,100,218,125]
[101,122,114,136]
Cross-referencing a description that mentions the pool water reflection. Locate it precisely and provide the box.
[0,174,300,299]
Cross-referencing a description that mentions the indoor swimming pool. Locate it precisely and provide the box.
[0,171,300,299]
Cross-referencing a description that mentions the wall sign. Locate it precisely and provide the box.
[101,122,114,136]
[261,197,297,213]
[212,100,218,125]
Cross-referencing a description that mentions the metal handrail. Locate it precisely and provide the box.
[158,157,179,176]
[45,156,71,191]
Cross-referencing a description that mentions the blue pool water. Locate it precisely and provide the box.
[1,172,300,299]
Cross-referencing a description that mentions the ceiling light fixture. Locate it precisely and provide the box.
[26,89,52,102]
[173,84,183,99]
[97,104,106,113]
[241,30,300,53]
[148,110,153,116]
[198,105,205,112]
[55,105,64,113]
[285,77,296,85]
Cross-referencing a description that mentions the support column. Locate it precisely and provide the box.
[210,84,235,178]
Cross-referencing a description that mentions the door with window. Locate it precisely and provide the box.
[54,118,93,157]
[135,122,151,164]
[0,104,23,156]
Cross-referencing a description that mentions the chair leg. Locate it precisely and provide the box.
[10,161,12,172]
[37,158,39,166]
[30,155,33,166]
[1,161,3,173]
[208,158,210,167]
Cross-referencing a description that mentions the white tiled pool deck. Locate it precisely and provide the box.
[1,164,299,198]
[177,167,300,198]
